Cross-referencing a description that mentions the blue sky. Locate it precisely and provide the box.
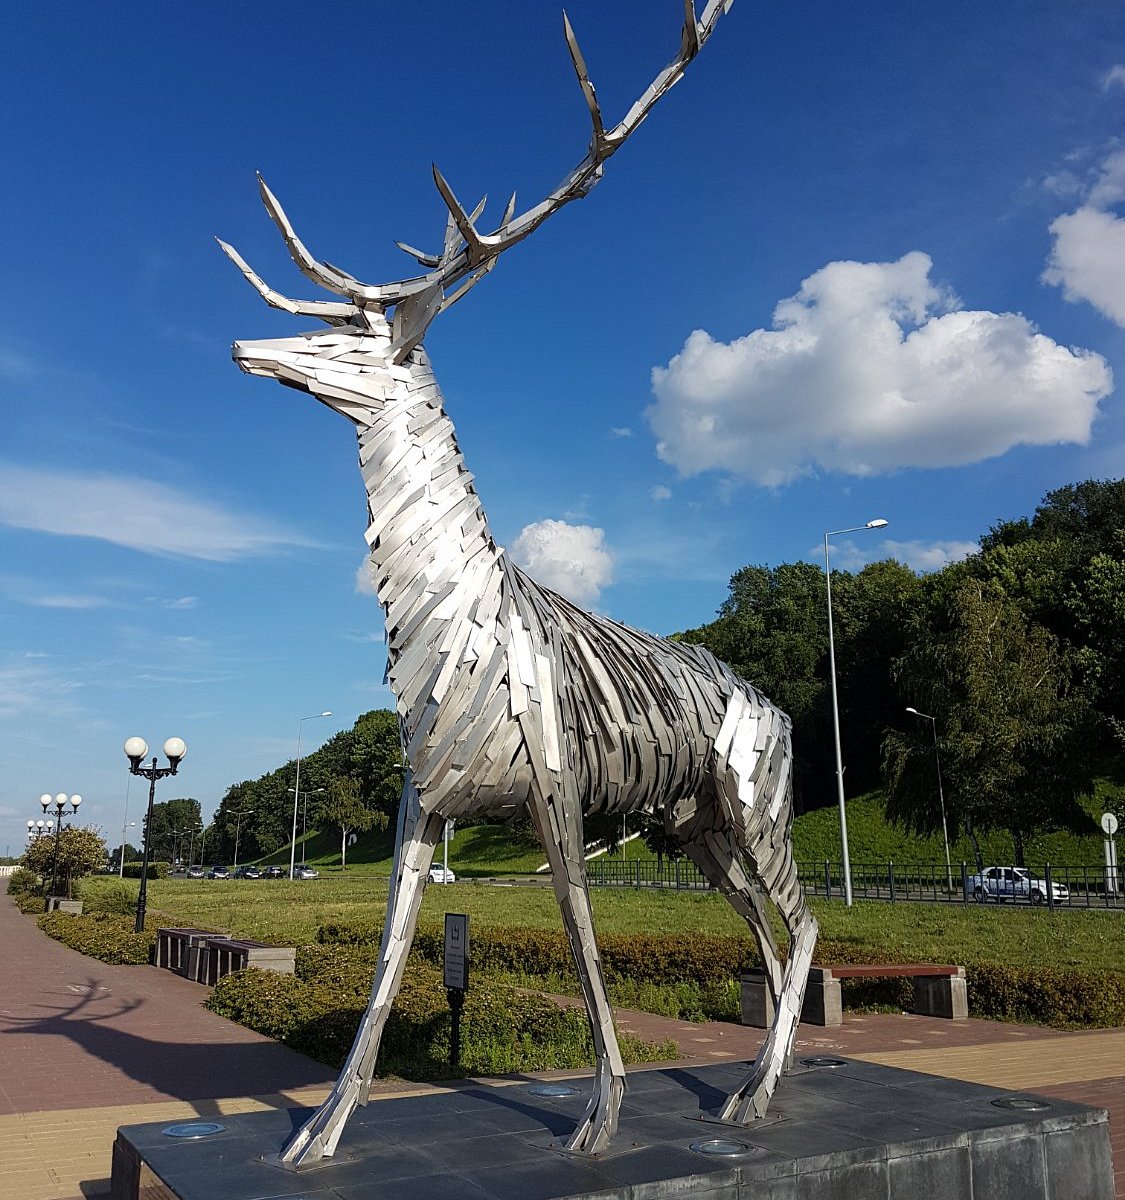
[2,1,1124,855]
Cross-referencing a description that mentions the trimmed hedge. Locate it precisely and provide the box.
[207,961,677,1076]
[315,920,1125,1029]
[121,861,171,879]
[38,912,155,965]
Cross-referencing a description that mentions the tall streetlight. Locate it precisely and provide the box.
[289,786,326,846]
[233,809,255,869]
[906,707,953,891]
[170,828,187,870]
[185,822,202,869]
[290,712,331,880]
[117,822,137,877]
[40,793,82,910]
[824,518,888,907]
[119,772,133,878]
[124,736,187,933]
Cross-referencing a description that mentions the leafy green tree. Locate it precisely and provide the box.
[142,798,201,863]
[22,827,108,897]
[883,578,1097,867]
[320,778,383,868]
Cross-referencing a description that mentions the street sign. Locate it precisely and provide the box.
[444,912,469,991]
[1101,812,1119,837]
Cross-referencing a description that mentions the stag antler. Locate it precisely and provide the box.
[220,0,734,358]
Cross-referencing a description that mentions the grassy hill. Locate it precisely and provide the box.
[257,766,1123,878]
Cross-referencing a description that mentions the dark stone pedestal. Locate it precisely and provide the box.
[111,1058,1114,1200]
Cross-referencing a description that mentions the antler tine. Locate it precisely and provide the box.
[432,166,488,265]
[215,237,359,320]
[257,174,385,304]
[563,11,606,153]
[396,240,443,268]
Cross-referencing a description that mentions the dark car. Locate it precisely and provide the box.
[206,864,231,879]
[263,865,285,879]
[186,865,206,879]
[235,865,262,879]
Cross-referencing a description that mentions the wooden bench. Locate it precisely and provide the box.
[740,963,967,1028]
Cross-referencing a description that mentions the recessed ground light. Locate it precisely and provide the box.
[162,1122,226,1139]
[528,1083,581,1097]
[690,1138,753,1157]
[991,1096,1051,1111]
[800,1057,847,1068]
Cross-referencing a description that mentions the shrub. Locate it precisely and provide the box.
[313,920,1125,1030]
[121,861,170,879]
[207,962,676,1076]
[6,867,41,896]
[38,912,155,965]
[81,879,140,916]
[13,891,46,914]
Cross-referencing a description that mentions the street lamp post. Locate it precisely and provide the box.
[119,772,133,878]
[186,823,201,869]
[170,829,187,871]
[40,793,82,910]
[824,518,888,908]
[290,712,331,880]
[289,786,326,847]
[117,822,137,876]
[124,736,187,934]
[233,809,255,870]
[906,707,953,891]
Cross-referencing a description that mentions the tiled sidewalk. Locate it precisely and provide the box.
[1,893,1121,1199]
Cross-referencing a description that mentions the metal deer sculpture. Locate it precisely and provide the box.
[221,0,816,1170]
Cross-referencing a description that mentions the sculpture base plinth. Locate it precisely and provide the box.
[110,1059,1113,1200]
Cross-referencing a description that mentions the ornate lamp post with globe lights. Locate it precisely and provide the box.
[40,793,82,910]
[124,736,187,933]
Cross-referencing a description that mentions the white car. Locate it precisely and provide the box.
[292,863,319,880]
[965,866,1069,904]
[428,865,456,884]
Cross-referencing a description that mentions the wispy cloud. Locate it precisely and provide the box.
[0,464,313,561]
[650,485,673,502]
[1102,65,1125,92]
[812,537,977,573]
[0,660,82,718]
[28,593,114,610]
[609,427,634,439]
[146,595,200,610]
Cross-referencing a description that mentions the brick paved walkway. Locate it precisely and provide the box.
[1,893,1121,1199]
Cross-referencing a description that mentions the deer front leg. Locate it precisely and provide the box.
[277,792,444,1169]
[529,792,626,1155]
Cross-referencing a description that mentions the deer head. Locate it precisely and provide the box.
[221,0,735,414]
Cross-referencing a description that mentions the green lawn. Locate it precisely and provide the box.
[117,873,1125,975]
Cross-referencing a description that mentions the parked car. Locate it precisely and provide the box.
[965,866,1069,904]
[206,864,231,880]
[263,865,285,879]
[235,865,262,879]
[186,865,206,879]
[428,865,456,884]
[293,864,319,880]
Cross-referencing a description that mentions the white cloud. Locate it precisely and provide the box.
[355,557,378,596]
[510,519,614,606]
[882,539,978,572]
[609,427,633,439]
[647,253,1110,486]
[0,464,310,561]
[1102,65,1125,92]
[1043,148,1125,325]
[164,596,199,610]
[650,485,673,501]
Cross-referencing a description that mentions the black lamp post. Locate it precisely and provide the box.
[124,736,187,933]
[40,792,81,911]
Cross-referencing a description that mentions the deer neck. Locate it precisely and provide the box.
[355,349,503,711]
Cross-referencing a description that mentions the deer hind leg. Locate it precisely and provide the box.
[529,790,626,1154]
[278,783,444,1169]
[687,722,817,1124]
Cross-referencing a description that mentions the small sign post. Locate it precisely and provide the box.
[444,912,469,1071]
[1102,813,1119,896]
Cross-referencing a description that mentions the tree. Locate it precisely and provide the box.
[883,578,1098,866]
[320,778,384,868]
[22,827,108,897]
[143,798,202,863]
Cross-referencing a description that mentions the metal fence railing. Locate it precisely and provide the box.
[587,855,1125,910]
